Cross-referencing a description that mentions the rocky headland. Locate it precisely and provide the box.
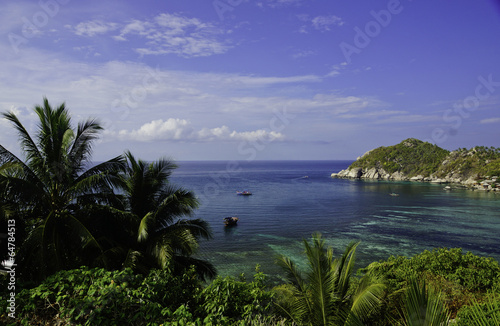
[331,138,500,192]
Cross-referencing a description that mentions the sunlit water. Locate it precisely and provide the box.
[169,161,500,281]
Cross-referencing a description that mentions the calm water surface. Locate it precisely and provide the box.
[170,160,500,280]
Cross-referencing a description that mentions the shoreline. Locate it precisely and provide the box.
[331,167,500,192]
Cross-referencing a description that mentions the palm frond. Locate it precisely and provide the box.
[74,155,126,192]
[154,187,199,225]
[137,212,155,243]
[400,278,450,326]
[1,111,43,166]
[276,256,307,292]
[468,294,500,326]
[304,233,336,326]
[68,118,103,174]
[334,241,360,300]
[348,276,386,324]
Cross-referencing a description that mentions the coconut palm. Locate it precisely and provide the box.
[0,98,125,281]
[94,151,216,280]
[275,233,385,326]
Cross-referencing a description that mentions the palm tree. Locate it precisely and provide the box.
[0,98,125,281]
[275,233,385,326]
[92,151,216,280]
[399,278,450,326]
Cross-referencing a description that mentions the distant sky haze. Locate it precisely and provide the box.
[1,0,499,161]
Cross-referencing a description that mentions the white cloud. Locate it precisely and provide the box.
[311,15,344,31]
[115,13,231,57]
[74,20,119,37]
[120,118,192,141]
[66,13,230,57]
[480,117,500,124]
[262,0,306,8]
[113,119,285,143]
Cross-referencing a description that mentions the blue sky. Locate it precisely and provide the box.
[1,0,499,161]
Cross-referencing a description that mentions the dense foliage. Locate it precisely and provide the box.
[360,248,500,325]
[0,266,276,326]
[2,245,500,325]
[350,138,450,177]
[435,146,500,179]
[349,138,500,179]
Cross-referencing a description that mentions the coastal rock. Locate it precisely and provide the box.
[390,171,406,181]
[462,177,477,186]
[348,167,363,178]
[363,167,380,179]
[430,178,447,184]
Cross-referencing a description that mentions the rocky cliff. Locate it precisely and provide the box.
[331,138,500,192]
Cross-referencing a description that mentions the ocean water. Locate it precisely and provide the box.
[169,160,500,280]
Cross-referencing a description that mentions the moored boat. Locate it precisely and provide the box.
[236,191,252,196]
[223,216,239,226]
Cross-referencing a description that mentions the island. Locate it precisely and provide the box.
[331,138,500,191]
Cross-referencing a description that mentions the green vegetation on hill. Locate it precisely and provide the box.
[435,146,500,180]
[349,138,450,177]
[349,138,500,180]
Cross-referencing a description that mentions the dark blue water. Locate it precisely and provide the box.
[170,160,500,279]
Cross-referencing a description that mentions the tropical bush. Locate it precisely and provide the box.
[2,266,198,325]
[194,266,275,325]
[361,248,500,324]
[0,265,278,326]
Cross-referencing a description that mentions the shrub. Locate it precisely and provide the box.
[195,266,274,325]
[360,248,500,325]
[4,266,200,325]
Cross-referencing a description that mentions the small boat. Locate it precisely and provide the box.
[223,216,239,226]
[389,193,399,197]
[236,191,252,196]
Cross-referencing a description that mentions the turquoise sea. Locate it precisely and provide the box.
[169,160,500,280]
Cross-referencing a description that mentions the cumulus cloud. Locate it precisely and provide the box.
[117,118,193,141]
[196,126,285,142]
[112,119,285,143]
